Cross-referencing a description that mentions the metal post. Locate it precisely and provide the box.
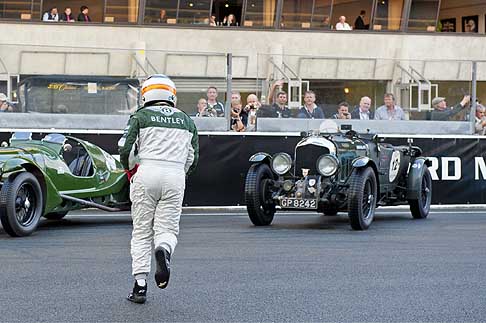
[226,53,233,131]
[470,61,477,134]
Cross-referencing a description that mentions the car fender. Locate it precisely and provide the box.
[1,158,62,212]
[249,152,272,164]
[352,157,380,191]
[407,158,431,199]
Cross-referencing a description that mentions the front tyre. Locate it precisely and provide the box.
[0,173,44,237]
[348,167,377,230]
[245,164,276,226]
[409,166,432,219]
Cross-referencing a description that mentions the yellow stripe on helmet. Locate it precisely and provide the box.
[141,84,176,95]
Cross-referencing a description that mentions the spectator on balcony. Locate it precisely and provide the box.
[209,15,217,26]
[231,99,247,132]
[335,16,352,31]
[332,102,351,119]
[351,96,374,120]
[223,14,237,26]
[354,10,368,30]
[374,93,405,120]
[297,91,325,119]
[60,7,75,22]
[158,9,167,23]
[77,6,91,22]
[42,7,59,22]
[231,90,241,102]
[264,80,291,118]
[430,95,470,121]
[475,104,486,135]
[0,93,14,112]
[206,86,225,117]
[194,98,216,117]
[321,15,330,29]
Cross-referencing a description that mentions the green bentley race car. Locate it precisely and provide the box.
[0,132,130,237]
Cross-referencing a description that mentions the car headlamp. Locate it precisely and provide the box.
[271,153,292,175]
[316,155,339,177]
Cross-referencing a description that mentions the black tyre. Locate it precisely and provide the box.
[0,173,44,237]
[43,211,68,220]
[245,164,276,226]
[409,166,432,219]
[322,204,338,216]
[348,167,377,230]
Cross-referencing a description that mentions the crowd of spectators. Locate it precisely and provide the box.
[192,82,480,133]
[42,6,91,22]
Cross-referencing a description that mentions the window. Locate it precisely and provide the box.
[372,0,405,31]
[212,0,243,26]
[144,0,178,24]
[243,0,277,28]
[104,0,139,23]
[408,0,439,32]
[0,0,41,20]
[331,0,373,30]
[281,0,313,29]
[311,0,332,29]
[178,0,211,25]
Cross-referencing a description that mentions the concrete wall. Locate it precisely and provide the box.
[1,22,486,80]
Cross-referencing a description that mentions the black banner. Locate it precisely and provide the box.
[1,132,485,205]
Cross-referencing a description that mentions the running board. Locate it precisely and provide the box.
[59,194,130,212]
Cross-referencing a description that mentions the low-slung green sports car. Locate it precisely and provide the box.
[0,132,130,237]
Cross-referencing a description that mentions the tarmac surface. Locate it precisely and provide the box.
[0,207,485,323]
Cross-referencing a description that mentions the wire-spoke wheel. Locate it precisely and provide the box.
[348,167,377,230]
[0,172,44,237]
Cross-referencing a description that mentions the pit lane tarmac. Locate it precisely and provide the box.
[0,207,485,323]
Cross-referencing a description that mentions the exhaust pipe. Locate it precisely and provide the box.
[60,194,130,212]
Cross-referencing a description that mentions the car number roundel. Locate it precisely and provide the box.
[389,151,401,182]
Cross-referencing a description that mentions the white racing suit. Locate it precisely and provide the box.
[119,103,199,277]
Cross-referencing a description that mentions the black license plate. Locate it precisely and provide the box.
[280,198,317,209]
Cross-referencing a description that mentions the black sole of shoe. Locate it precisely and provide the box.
[127,294,146,304]
[154,248,170,289]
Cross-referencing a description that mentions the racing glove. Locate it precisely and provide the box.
[125,164,139,182]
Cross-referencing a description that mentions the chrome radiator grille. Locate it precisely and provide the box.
[295,145,329,176]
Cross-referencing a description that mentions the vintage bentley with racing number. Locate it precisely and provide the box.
[0,132,130,237]
[244,124,432,230]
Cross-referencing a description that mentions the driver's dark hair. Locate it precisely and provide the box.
[384,93,395,101]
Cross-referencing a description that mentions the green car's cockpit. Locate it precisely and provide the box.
[9,132,94,177]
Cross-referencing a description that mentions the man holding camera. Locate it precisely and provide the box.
[430,95,470,121]
[231,99,247,132]
[332,102,352,119]
[266,80,292,118]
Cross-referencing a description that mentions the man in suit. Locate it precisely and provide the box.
[354,10,368,30]
[77,6,91,22]
[351,96,374,120]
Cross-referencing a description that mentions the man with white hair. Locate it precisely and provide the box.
[351,96,374,120]
[335,16,352,30]
[474,104,486,135]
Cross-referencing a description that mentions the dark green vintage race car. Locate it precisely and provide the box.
[245,124,432,230]
[0,132,129,237]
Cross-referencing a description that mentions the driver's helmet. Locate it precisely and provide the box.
[141,74,177,107]
[319,120,339,134]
